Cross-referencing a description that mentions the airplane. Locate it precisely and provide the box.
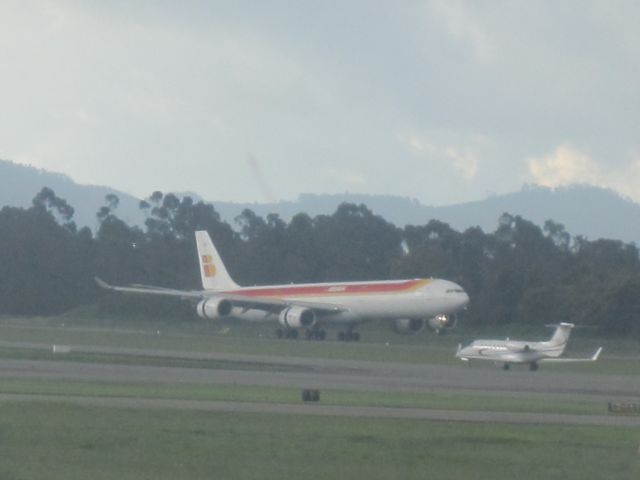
[96,230,469,341]
[455,322,602,371]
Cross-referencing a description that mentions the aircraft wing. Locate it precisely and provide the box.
[540,347,603,363]
[95,277,204,299]
[95,277,345,315]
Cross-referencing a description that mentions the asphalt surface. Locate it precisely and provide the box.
[0,340,639,426]
[2,393,639,427]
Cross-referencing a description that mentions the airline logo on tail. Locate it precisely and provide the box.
[201,255,216,277]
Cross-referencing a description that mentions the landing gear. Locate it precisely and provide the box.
[337,329,360,342]
[529,362,539,371]
[305,328,327,341]
[502,363,511,371]
[275,328,299,339]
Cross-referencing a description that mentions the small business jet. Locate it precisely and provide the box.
[97,231,469,341]
[456,323,602,371]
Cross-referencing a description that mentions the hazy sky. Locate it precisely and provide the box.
[1,1,639,205]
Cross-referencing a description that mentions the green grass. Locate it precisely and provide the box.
[0,346,315,373]
[0,378,609,416]
[0,403,637,480]
[0,315,637,479]
[1,318,637,375]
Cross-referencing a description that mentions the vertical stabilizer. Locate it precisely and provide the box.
[195,231,239,291]
[546,323,574,356]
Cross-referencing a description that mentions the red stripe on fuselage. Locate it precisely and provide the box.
[225,279,430,298]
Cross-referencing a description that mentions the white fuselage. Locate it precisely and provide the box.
[457,334,568,364]
[218,278,469,324]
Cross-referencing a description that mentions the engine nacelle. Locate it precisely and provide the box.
[197,297,233,320]
[393,318,425,334]
[278,306,316,329]
[427,314,457,333]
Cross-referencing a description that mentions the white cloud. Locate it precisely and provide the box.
[427,0,496,63]
[527,145,640,201]
[527,145,599,187]
[399,132,481,180]
[328,168,366,186]
[444,146,478,180]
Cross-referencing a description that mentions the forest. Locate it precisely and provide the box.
[1,187,639,337]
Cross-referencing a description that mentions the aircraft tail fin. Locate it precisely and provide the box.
[543,322,575,356]
[195,231,239,291]
[548,323,574,345]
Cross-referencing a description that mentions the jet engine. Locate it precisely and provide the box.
[393,318,425,334]
[197,297,233,320]
[427,314,457,333]
[278,306,316,329]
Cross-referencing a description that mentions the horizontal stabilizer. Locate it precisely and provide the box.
[541,347,603,363]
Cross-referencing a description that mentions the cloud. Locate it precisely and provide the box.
[399,132,481,180]
[328,168,366,186]
[527,145,599,187]
[527,145,640,201]
[427,0,495,63]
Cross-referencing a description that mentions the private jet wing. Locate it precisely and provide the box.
[540,347,603,363]
[95,277,345,314]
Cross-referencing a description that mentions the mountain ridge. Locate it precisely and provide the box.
[1,159,639,243]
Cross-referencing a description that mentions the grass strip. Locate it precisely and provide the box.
[0,378,608,416]
[0,402,637,480]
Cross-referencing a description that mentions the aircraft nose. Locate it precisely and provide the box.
[461,291,470,307]
[456,345,471,358]
[455,286,470,309]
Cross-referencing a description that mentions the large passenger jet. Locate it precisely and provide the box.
[97,230,469,341]
[456,323,602,370]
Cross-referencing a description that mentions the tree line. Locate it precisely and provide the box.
[1,187,639,336]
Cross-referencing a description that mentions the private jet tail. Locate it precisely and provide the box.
[195,230,239,291]
[543,323,575,357]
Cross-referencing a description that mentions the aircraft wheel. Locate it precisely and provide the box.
[276,329,284,339]
[305,329,322,341]
[351,332,360,342]
[529,362,539,371]
[502,363,510,371]
[318,330,326,340]
[337,332,345,341]
[290,329,299,340]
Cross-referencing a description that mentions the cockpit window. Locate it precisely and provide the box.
[446,288,465,293]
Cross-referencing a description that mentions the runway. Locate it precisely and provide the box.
[0,341,639,426]
[2,393,639,427]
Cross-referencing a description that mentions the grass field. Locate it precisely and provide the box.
[0,378,609,416]
[0,315,638,479]
[0,316,637,375]
[0,403,638,480]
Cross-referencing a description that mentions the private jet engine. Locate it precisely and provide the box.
[197,297,233,320]
[393,318,425,334]
[279,306,316,329]
[427,314,457,333]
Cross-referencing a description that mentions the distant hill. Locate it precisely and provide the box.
[212,186,640,244]
[0,159,145,228]
[2,158,639,243]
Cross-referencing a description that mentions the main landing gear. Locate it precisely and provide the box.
[306,328,327,340]
[275,328,299,339]
[337,327,360,342]
[275,328,327,340]
[529,362,539,371]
